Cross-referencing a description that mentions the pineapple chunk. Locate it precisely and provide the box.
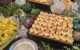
[0,42,2,46]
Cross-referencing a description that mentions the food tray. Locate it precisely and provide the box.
[0,16,19,50]
[28,0,49,5]
[27,11,74,45]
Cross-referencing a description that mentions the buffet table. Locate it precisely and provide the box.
[0,0,80,50]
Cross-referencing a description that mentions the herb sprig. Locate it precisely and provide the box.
[42,42,54,50]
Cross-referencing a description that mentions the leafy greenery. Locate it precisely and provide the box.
[64,46,72,50]
[64,9,80,31]
[42,42,54,50]
[0,2,41,18]
[31,8,41,16]
[42,42,80,50]
[73,44,80,50]
[64,44,80,50]
[0,6,6,14]
[5,2,20,17]
[22,2,32,12]
[0,2,21,17]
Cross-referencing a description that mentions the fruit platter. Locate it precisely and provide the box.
[0,17,18,50]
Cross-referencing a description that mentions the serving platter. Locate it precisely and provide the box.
[0,16,19,50]
[28,0,49,5]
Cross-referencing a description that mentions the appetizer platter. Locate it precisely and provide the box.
[29,11,74,45]
[0,18,18,50]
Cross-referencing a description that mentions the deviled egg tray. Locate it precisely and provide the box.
[28,11,74,45]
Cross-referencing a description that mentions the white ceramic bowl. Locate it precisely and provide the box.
[9,39,38,50]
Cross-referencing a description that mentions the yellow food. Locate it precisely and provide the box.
[29,11,73,44]
[0,18,17,46]
[61,0,75,10]
[33,0,47,4]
